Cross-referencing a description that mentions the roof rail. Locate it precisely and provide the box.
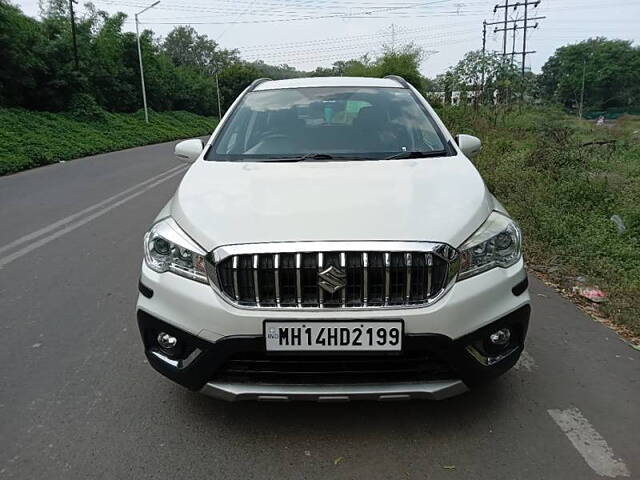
[384,75,410,88]
[248,78,272,91]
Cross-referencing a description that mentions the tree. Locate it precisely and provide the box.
[373,45,424,91]
[162,26,239,75]
[539,38,640,111]
[444,50,522,104]
[217,62,262,111]
[0,1,47,106]
[309,46,426,94]
[248,60,304,80]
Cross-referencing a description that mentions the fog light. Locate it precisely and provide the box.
[489,328,511,346]
[157,332,178,350]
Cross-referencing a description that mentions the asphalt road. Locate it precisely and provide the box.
[0,141,638,480]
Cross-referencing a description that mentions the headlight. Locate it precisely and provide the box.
[458,211,521,280]
[144,218,208,283]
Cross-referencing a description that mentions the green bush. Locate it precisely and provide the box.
[442,106,640,336]
[67,93,107,122]
[0,108,217,175]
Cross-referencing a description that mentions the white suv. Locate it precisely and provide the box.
[137,76,530,401]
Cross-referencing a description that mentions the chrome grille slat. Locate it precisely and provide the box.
[362,252,369,307]
[273,253,281,307]
[211,244,457,310]
[426,253,433,297]
[295,253,302,308]
[252,254,260,306]
[317,252,324,308]
[232,255,240,301]
[383,252,391,306]
[340,252,347,308]
[405,253,412,304]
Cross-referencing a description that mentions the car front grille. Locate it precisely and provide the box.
[206,242,459,309]
[213,352,456,384]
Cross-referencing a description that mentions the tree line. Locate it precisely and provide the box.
[1,0,639,117]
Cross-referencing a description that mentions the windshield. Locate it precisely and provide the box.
[207,86,449,161]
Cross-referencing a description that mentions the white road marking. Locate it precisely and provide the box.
[0,164,185,256]
[514,349,536,371]
[548,408,630,478]
[0,166,187,269]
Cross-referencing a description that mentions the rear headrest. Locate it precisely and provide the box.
[353,106,385,129]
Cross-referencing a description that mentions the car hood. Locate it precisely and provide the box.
[171,155,493,252]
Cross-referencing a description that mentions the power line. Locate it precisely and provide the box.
[96,0,454,17]
[246,29,478,61]
[239,24,478,54]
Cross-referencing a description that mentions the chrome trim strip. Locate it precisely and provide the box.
[232,255,240,301]
[405,252,412,304]
[200,379,469,402]
[273,253,280,307]
[295,253,302,307]
[466,345,520,366]
[252,254,260,306]
[383,252,391,306]
[212,241,455,262]
[150,348,202,369]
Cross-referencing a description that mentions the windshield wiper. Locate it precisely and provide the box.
[257,153,335,162]
[259,153,369,162]
[384,150,447,160]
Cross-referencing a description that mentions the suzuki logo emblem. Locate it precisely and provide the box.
[318,265,347,294]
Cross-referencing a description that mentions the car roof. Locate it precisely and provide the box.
[253,76,405,91]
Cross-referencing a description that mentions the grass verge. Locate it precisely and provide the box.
[438,106,640,342]
[0,108,218,176]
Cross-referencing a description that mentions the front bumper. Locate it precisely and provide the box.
[137,304,530,400]
[137,257,530,400]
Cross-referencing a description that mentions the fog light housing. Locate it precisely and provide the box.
[157,332,178,350]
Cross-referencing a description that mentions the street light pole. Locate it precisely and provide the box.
[578,58,586,119]
[135,1,160,124]
[215,71,222,120]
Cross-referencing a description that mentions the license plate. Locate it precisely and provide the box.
[264,321,403,352]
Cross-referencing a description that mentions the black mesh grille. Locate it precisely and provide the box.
[214,352,455,384]
[212,249,452,309]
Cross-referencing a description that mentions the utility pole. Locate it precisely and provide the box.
[578,58,586,119]
[493,1,541,61]
[494,21,540,65]
[522,0,529,77]
[135,1,160,124]
[68,0,79,71]
[493,0,542,102]
[511,22,517,65]
[481,21,487,91]
[499,0,508,55]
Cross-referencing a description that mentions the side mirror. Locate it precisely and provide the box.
[455,134,482,158]
[174,139,204,163]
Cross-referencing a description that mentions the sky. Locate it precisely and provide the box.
[13,0,640,77]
